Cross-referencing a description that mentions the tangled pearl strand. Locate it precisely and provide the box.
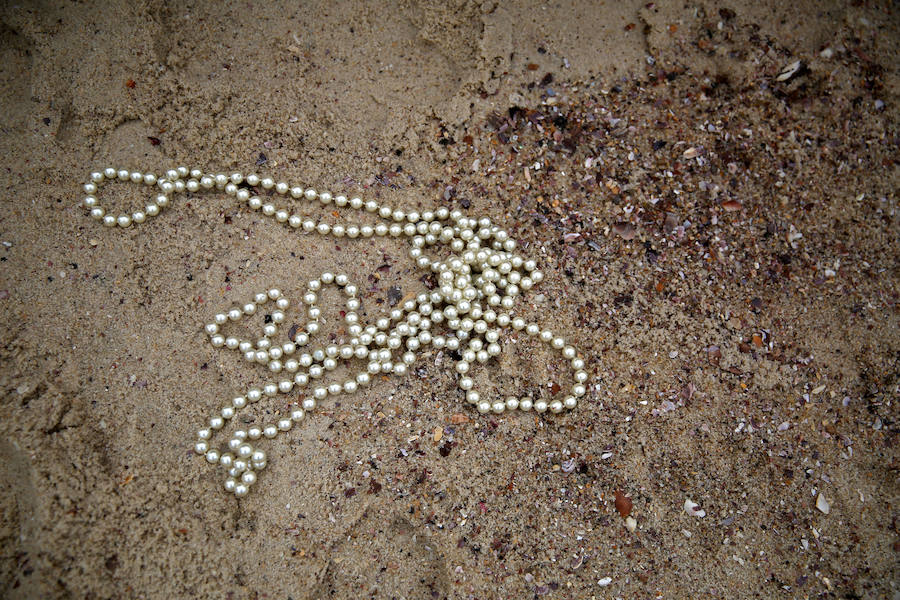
[82,166,589,497]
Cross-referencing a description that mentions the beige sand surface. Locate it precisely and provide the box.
[1,1,897,598]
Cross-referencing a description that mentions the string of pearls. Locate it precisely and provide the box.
[82,166,589,497]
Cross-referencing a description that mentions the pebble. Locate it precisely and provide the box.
[816,493,831,514]
[597,577,612,587]
[614,490,633,517]
[682,147,699,159]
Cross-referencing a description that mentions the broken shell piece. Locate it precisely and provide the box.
[776,60,804,82]
[684,499,706,517]
[612,222,636,240]
[816,493,831,514]
[624,516,637,532]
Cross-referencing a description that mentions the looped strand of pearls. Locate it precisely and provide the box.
[82,167,589,498]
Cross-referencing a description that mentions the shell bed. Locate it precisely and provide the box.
[82,166,589,497]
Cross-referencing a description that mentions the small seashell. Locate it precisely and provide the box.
[612,222,636,240]
[684,499,706,518]
[776,60,803,82]
[624,516,637,532]
[682,147,699,159]
[816,493,831,514]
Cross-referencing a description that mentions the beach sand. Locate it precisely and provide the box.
[0,1,897,598]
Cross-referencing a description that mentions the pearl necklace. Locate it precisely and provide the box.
[82,166,588,497]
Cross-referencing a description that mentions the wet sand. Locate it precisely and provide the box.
[0,1,897,598]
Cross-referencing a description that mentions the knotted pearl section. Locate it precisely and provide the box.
[83,167,589,498]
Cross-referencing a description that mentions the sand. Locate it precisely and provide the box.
[0,0,897,598]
